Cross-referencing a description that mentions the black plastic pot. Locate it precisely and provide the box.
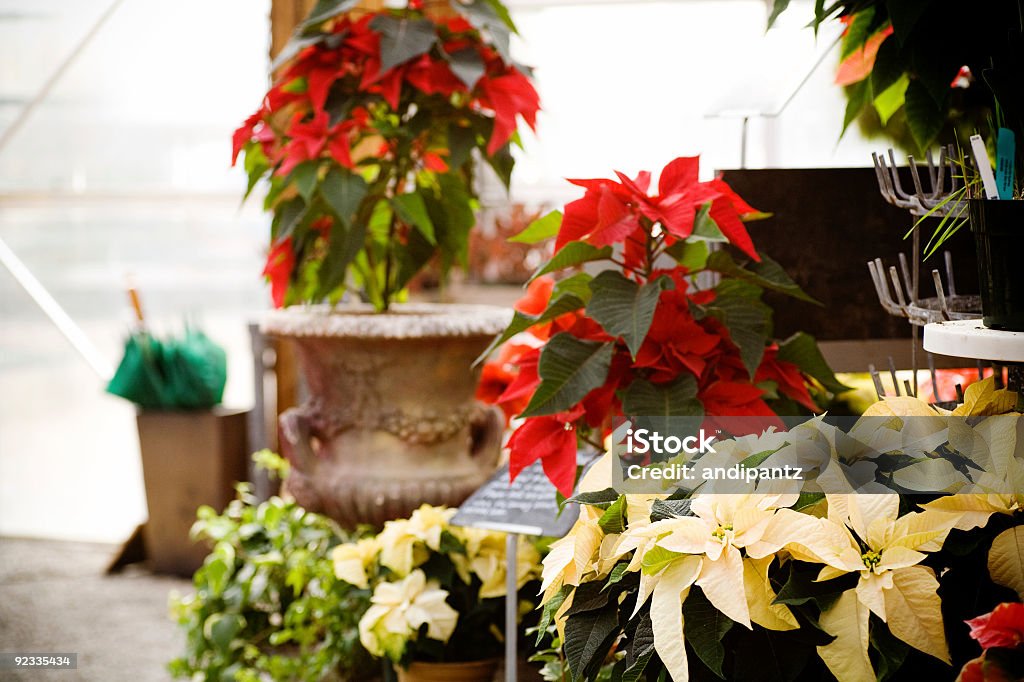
[968,199,1024,331]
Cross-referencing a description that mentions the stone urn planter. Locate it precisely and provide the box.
[262,303,510,528]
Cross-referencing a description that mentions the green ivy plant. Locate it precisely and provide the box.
[169,465,375,682]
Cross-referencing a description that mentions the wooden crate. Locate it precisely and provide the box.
[136,408,249,576]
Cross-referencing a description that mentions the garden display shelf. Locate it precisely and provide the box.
[923,319,1024,393]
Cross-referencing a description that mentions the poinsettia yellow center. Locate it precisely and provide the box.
[861,549,882,571]
[711,524,734,542]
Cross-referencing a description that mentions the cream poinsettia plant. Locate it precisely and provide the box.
[536,383,1024,682]
[332,504,543,668]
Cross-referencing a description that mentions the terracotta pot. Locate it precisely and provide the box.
[262,303,510,528]
[397,659,500,682]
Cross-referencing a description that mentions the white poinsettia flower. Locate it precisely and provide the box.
[358,569,458,662]
[377,505,456,576]
[637,494,801,682]
[332,537,380,589]
[451,527,542,599]
[771,494,959,681]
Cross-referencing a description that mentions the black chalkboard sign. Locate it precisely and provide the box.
[451,461,579,538]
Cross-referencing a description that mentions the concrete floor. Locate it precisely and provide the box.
[0,537,190,681]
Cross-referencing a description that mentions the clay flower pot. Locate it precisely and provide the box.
[262,303,509,527]
[397,659,500,682]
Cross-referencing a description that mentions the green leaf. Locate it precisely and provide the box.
[447,123,477,169]
[870,619,910,681]
[532,241,613,280]
[597,496,627,534]
[272,197,308,241]
[667,240,710,271]
[458,0,515,61]
[482,0,518,32]
[536,585,571,646]
[204,613,244,652]
[315,221,365,299]
[839,8,875,60]
[842,78,871,137]
[567,488,620,508]
[621,613,655,682]
[510,210,562,244]
[301,0,360,30]
[870,35,903,99]
[604,561,630,590]
[650,498,693,522]
[563,606,619,682]
[585,271,670,359]
[473,285,588,365]
[885,0,928,45]
[774,563,856,610]
[486,143,515,188]
[641,546,683,576]
[904,79,947,152]
[447,47,487,90]
[292,163,318,202]
[766,0,791,29]
[564,581,612,616]
[705,251,818,304]
[423,173,474,272]
[622,377,703,423]
[691,203,727,242]
[776,331,849,394]
[702,279,772,378]
[272,33,326,69]
[873,73,909,126]
[391,192,436,245]
[682,588,732,679]
[319,168,367,226]
[520,334,614,417]
[738,446,786,469]
[369,16,437,73]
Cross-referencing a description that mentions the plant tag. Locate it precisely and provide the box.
[996,127,1016,200]
[970,134,1000,200]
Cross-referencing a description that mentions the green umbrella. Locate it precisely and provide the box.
[106,326,227,410]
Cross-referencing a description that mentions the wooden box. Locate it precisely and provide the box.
[136,408,249,576]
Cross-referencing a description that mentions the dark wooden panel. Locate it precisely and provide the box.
[718,167,979,341]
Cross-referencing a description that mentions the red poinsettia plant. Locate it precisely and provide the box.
[958,602,1024,682]
[476,156,847,496]
[233,0,539,310]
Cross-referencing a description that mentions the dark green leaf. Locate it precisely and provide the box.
[870,35,903,99]
[458,0,514,60]
[774,563,857,610]
[567,488,620,508]
[585,271,670,359]
[536,585,571,646]
[705,251,819,304]
[842,78,870,137]
[666,240,710,270]
[885,0,928,45]
[447,47,486,89]
[597,496,627,534]
[621,377,703,438]
[391,192,436,245]
[424,173,474,271]
[604,561,630,591]
[532,241,613,280]
[272,197,308,241]
[563,606,619,682]
[206,613,244,652]
[447,123,476,169]
[319,168,367,226]
[564,581,612,617]
[794,491,825,511]
[620,611,655,682]
[650,498,693,522]
[315,221,365,299]
[777,331,849,394]
[738,446,786,469]
[486,143,515,188]
[272,33,326,69]
[301,0,360,31]
[904,78,947,152]
[520,334,614,417]
[369,16,437,73]
[510,210,562,244]
[473,286,588,365]
[682,588,732,679]
[291,162,318,202]
[703,279,772,378]
[871,618,909,681]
